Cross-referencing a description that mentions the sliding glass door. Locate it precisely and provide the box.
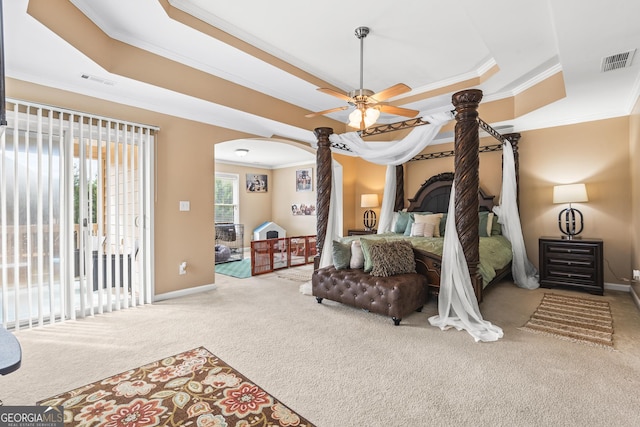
[0,100,156,329]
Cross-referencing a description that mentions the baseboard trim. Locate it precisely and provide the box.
[154,283,217,302]
[604,282,630,292]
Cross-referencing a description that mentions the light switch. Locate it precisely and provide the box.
[179,201,190,211]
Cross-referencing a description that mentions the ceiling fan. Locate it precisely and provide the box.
[305,26,419,130]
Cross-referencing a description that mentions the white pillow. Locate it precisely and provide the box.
[410,222,435,238]
[350,240,365,269]
[414,213,443,237]
[410,222,425,237]
[422,222,435,238]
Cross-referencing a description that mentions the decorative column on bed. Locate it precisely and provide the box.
[395,165,405,211]
[314,127,333,269]
[452,89,482,297]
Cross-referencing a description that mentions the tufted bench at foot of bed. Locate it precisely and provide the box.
[311,266,429,325]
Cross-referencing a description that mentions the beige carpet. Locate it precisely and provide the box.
[520,293,614,348]
[3,273,640,426]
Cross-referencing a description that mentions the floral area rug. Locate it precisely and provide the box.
[38,347,315,426]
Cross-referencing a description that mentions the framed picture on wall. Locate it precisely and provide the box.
[291,203,316,216]
[295,168,313,192]
[246,174,268,192]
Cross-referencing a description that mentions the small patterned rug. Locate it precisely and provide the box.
[38,347,315,426]
[215,258,251,279]
[276,265,314,283]
[520,293,614,348]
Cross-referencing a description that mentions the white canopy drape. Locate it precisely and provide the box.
[492,142,539,289]
[428,184,504,342]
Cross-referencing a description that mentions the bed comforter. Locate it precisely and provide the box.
[341,233,512,287]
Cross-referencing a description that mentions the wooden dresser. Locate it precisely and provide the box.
[539,237,604,295]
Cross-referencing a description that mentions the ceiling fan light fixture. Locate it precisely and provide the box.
[348,107,380,129]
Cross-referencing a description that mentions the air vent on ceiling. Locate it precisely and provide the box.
[601,49,636,72]
[81,73,115,86]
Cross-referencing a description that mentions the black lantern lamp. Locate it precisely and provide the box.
[361,194,379,231]
[553,183,588,239]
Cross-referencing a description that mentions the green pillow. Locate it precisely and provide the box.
[360,237,385,273]
[393,211,412,234]
[440,213,447,236]
[332,240,351,270]
[403,217,415,236]
[491,215,502,235]
[478,211,490,237]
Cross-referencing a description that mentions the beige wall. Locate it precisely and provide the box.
[272,164,317,238]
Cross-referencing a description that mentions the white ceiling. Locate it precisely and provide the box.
[4,0,640,167]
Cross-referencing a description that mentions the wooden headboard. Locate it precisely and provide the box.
[406,172,495,213]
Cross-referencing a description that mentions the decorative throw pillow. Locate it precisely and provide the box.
[410,222,435,238]
[478,211,491,237]
[360,237,385,273]
[350,240,365,269]
[394,211,412,234]
[491,214,502,235]
[410,222,426,237]
[440,213,447,236]
[369,240,416,277]
[486,212,495,236]
[403,217,415,236]
[422,222,435,238]
[332,240,351,270]
[414,213,443,237]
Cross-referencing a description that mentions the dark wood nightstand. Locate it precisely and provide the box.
[539,237,603,295]
[347,229,377,236]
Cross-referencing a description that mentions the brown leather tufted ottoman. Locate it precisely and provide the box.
[311,266,429,325]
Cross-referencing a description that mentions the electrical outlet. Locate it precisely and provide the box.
[179,262,187,275]
[633,269,640,280]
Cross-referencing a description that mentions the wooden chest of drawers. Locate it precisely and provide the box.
[539,237,603,295]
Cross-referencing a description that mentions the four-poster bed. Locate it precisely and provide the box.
[312,89,521,303]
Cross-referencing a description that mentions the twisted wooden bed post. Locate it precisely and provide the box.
[395,165,405,211]
[314,127,333,269]
[452,89,482,300]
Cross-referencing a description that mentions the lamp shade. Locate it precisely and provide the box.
[553,183,588,204]
[348,107,380,129]
[361,193,379,208]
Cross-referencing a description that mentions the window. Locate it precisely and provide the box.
[215,173,239,224]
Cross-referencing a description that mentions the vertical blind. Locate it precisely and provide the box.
[0,99,156,329]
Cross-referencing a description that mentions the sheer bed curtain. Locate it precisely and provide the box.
[492,142,539,289]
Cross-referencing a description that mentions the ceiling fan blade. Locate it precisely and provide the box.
[370,83,411,102]
[305,105,349,118]
[317,87,354,103]
[378,104,420,118]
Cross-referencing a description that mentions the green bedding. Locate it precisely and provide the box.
[341,233,512,287]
